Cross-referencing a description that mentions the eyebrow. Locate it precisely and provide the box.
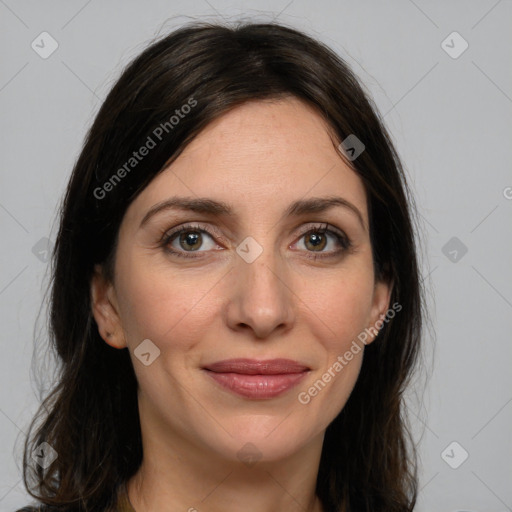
[139,195,366,231]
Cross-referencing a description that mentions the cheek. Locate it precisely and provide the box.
[303,266,375,352]
[298,271,372,421]
[114,252,218,348]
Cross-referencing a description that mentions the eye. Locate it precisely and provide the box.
[161,224,220,259]
[292,223,352,259]
[160,222,352,261]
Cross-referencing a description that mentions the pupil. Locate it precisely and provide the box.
[308,233,325,250]
[310,234,321,246]
[181,232,200,250]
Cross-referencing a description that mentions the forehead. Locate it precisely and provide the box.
[124,97,368,227]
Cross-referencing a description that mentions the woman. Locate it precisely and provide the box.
[17,20,426,512]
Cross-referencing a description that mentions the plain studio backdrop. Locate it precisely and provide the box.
[1,1,511,510]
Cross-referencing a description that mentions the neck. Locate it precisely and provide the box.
[126,423,325,512]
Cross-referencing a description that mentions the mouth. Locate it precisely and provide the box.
[202,358,310,399]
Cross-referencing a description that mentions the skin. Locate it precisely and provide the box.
[91,96,392,512]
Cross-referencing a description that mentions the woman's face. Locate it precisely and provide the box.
[92,97,391,464]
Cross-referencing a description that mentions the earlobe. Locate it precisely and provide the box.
[90,264,127,349]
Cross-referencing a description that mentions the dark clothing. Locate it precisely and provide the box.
[16,482,136,512]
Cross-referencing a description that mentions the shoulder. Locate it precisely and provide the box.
[15,506,71,512]
[15,507,58,512]
[15,483,126,512]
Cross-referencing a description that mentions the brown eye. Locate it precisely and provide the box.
[293,224,352,260]
[304,232,327,252]
[162,224,219,259]
[178,231,203,251]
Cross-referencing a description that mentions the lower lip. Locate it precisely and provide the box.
[204,370,309,399]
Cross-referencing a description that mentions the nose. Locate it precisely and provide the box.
[224,245,295,340]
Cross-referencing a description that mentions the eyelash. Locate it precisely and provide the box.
[160,223,352,260]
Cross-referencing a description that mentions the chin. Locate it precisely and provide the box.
[199,415,318,465]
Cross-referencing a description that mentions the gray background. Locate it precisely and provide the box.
[1,1,511,510]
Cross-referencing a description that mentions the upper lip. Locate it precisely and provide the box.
[203,358,310,375]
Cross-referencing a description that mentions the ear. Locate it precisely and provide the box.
[90,264,127,349]
[365,277,394,345]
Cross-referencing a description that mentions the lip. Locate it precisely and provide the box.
[203,358,310,399]
[204,358,310,374]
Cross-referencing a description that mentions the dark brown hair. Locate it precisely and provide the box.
[18,20,427,512]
